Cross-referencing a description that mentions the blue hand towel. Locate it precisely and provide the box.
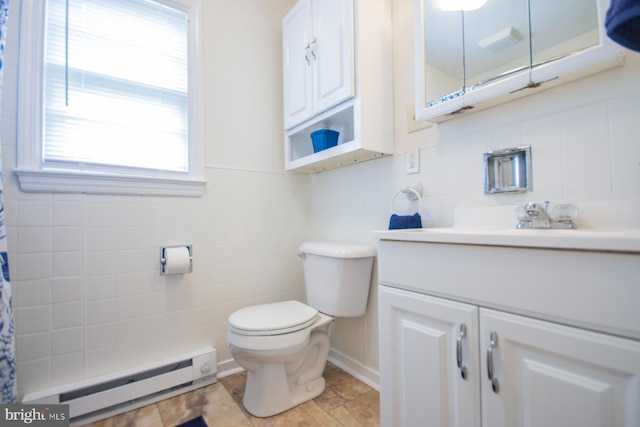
[389,213,422,230]
[606,0,640,52]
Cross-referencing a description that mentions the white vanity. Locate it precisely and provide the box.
[375,222,640,426]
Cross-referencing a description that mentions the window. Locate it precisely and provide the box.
[15,0,205,196]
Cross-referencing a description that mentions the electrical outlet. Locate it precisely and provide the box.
[406,105,431,133]
[407,150,420,174]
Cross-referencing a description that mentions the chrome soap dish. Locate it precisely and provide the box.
[484,145,532,194]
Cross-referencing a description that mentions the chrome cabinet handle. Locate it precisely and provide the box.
[487,331,499,393]
[310,37,317,61]
[304,43,311,65]
[456,324,468,380]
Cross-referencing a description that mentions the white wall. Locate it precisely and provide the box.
[310,0,640,374]
[1,0,303,398]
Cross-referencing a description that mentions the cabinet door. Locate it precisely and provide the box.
[311,0,354,115]
[379,286,481,427]
[282,0,313,130]
[283,0,354,130]
[480,308,640,427]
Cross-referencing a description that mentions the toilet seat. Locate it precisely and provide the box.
[228,300,319,336]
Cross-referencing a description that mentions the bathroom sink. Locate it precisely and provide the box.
[373,227,640,253]
[373,201,640,253]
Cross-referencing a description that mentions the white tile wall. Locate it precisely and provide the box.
[6,165,309,395]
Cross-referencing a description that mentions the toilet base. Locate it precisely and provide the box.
[243,363,326,417]
[236,320,333,418]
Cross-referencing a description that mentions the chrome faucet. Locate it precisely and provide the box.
[516,202,577,229]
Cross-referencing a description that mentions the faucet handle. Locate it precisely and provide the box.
[549,203,579,221]
[516,205,531,221]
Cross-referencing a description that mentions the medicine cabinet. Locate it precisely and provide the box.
[414,0,624,122]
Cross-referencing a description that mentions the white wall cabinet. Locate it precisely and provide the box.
[282,0,394,173]
[377,239,640,427]
[282,0,353,130]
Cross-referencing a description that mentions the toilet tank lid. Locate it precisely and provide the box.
[299,242,376,258]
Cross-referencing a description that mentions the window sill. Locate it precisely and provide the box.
[14,169,206,197]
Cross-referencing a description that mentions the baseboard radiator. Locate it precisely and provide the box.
[22,348,217,424]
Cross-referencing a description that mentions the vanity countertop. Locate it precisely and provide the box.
[372,228,640,253]
[374,201,640,253]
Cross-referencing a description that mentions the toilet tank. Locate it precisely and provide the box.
[299,242,376,317]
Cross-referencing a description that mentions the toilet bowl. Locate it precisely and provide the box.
[228,300,333,417]
[226,242,376,417]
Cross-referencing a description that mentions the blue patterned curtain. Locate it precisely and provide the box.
[0,0,16,404]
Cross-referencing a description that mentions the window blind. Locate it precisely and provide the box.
[43,0,189,173]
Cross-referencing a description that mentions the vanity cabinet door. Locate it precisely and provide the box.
[480,308,640,427]
[282,0,354,130]
[379,286,481,427]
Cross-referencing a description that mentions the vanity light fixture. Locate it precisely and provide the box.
[439,0,487,12]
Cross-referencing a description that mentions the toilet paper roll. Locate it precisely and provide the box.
[163,246,192,275]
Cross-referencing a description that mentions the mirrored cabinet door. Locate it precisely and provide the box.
[416,0,465,115]
[529,0,600,67]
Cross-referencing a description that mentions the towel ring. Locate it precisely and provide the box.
[390,184,422,214]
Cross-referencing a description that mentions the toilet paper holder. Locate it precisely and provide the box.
[160,245,193,275]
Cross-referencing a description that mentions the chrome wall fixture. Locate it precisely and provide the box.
[160,245,193,275]
[484,145,532,194]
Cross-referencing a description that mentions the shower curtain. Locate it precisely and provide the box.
[0,0,16,405]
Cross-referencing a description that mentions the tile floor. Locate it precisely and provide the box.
[84,363,380,426]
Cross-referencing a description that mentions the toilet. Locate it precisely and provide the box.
[226,241,376,417]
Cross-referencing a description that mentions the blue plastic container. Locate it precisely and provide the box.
[310,129,339,153]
